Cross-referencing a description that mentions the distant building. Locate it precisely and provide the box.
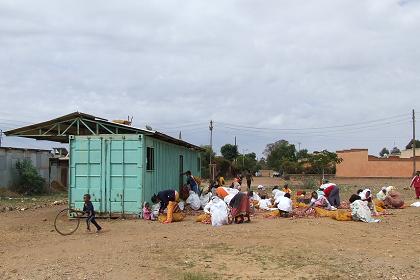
[336,149,418,178]
[0,147,52,188]
[49,148,69,189]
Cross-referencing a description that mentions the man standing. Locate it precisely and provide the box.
[184,170,200,195]
[410,171,420,199]
[245,169,253,191]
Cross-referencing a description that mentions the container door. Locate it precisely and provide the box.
[105,136,142,215]
[69,137,104,212]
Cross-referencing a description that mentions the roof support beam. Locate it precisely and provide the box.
[59,119,77,136]
[79,119,96,135]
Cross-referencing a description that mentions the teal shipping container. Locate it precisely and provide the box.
[69,134,202,215]
[4,112,203,216]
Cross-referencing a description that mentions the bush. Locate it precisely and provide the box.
[14,159,46,195]
[302,178,317,190]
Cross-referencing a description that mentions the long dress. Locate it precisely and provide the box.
[383,191,404,209]
[229,192,250,218]
[350,200,380,223]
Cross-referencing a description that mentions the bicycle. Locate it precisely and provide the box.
[54,208,87,236]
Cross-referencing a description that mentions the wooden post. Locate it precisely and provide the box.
[413,109,417,176]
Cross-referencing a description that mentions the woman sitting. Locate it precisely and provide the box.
[349,194,380,223]
[305,191,332,213]
[229,192,252,224]
[359,188,378,215]
[377,186,404,209]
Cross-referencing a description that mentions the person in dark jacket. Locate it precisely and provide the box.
[151,189,180,224]
[83,194,102,232]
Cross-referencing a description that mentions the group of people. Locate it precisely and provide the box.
[142,171,419,226]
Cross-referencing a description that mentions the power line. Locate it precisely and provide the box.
[217,119,411,136]
[215,113,410,132]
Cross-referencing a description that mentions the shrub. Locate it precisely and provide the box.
[14,159,46,195]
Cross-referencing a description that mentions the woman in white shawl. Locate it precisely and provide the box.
[349,194,380,223]
[203,196,229,227]
[358,188,378,215]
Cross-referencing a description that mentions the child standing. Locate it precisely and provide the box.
[142,202,152,220]
[410,171,420,199]
[83,194,102,232]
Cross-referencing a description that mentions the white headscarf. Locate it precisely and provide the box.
[376,187,387,201]
[359,189,372,200]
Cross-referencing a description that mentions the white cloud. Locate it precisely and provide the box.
[0,0,419,156]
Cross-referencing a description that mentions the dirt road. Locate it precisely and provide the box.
[1,178,419,280]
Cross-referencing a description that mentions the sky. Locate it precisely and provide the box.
[0,0,419,157]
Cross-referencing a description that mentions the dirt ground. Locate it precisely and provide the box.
[1,177,419,280]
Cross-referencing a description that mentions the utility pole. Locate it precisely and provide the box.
[209,120,214,181]
[234,136,237,164]
[0,129,2,147]
[413,109,416,176]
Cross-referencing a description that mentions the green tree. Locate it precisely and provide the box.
[200,145,215,179]
[14,159,46,195]
[390,147,401,155]
[406,139,420,149]
[296,149,309,160]
[220,144,239,161]
[308,150,343,179]
[263,140,297,173]
[213,156,232,177]
[379,147,389,157]
[235,152,258,173]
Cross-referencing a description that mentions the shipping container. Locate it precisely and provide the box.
[69,134,201,215]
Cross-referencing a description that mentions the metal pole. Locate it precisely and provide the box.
[209,120,214,181]
[0,129,2,147]
[413,109,416,176]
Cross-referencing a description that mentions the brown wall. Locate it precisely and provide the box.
[336,149,418,178]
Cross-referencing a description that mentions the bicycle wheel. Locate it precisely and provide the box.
[54,208,81,236]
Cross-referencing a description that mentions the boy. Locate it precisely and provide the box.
[410,171,420,199]
[83,194,102,232]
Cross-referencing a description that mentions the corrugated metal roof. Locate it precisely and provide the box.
[4,112,204,151]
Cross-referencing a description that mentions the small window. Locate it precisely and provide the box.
[197,157,201,172]
[146,147,155,171]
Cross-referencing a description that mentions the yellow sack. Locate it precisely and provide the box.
[158,213,185,223]
[374,199,385,213]
[315,208,336,218]
[333,210,352,221]
[264,210,280,218]
[196,213,211,224]
[293,202,307,208]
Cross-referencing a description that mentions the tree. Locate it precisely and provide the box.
[14,159,46,195]
[379,147,390,157]
[213,156,231,177]
[220,144,239,161]
[200,145,215,179]
[296,149,309,160]
[308,150,343,179]
[390,147,401,155]
[235,152,258,173]
[406,139,420,150]
[256,157,267,170]
[263,140,297,173]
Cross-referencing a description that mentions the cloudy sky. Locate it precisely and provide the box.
[0,0,419,157]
